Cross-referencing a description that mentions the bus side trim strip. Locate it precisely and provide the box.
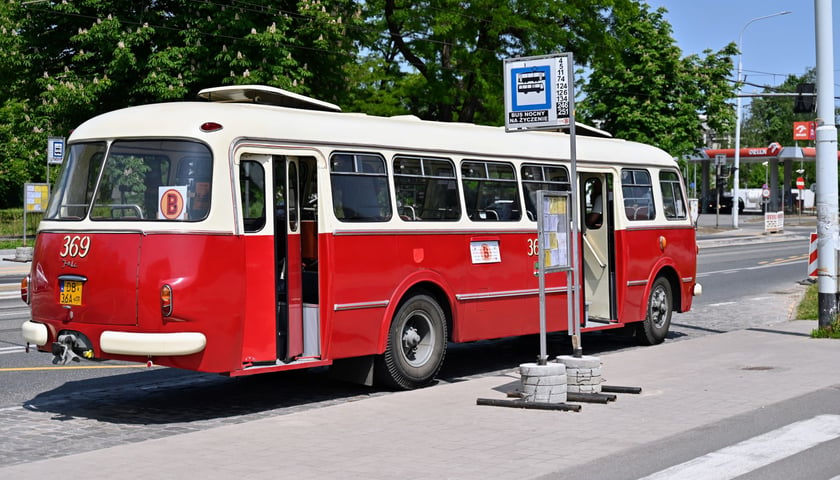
[456,287,568,301]
[334,300,390,311]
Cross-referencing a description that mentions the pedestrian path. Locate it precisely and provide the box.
[1,319,838,479]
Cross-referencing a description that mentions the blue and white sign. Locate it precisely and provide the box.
[47,136,65,165]
[504,53,573,132]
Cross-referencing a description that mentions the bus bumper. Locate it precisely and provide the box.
[100,331,207,356]
[694,283,703,296]
[22,320,48,346]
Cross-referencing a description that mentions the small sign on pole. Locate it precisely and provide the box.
[793,121,816,141]
[47,137,65,165]
[23,182,50,246]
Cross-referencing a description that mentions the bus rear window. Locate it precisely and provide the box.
[47,140,212,222]
[45,142,107,220]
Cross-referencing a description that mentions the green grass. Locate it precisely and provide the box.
[798,282,840,339]
[797,282,819,320]
[0,208,39,249]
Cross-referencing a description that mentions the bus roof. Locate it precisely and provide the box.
[69,98,676,167]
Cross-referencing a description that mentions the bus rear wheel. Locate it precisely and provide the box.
[376,293,447,390]
[636,276,672,345]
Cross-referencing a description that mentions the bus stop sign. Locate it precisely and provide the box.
[503,53,572,132]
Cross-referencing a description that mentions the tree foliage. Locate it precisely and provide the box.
[577,5,737,159]
[0,0,361,206]
[352,0,642,124]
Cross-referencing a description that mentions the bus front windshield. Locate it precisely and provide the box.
[46,140,213,222]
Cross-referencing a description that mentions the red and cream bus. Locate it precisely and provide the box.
[21,85,699,389]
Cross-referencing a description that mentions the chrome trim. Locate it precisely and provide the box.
[681,276,694,283]
[626,280,648,287]
[334,300,389,311]
[58,274,88,282]
[456,286,568,301]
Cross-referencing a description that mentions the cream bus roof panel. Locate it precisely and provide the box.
[69,101,675,167]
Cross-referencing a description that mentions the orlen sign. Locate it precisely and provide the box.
[793,121,816,141]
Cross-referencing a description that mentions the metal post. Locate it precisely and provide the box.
[732,10,792,229]
[566,54,582,358]
[815,0,838,328]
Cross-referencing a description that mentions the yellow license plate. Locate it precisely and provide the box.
[59,280,83,306]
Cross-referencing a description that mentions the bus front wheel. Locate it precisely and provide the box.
[376,293,447,390]
[636,276,672,345]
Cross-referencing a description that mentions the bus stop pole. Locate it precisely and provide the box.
[567,57,583,358]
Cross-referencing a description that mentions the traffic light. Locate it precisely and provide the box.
[794,83,816,113]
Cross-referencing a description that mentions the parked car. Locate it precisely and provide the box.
[702,192,744,214]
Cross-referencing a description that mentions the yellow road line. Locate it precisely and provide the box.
[0,364,152,372]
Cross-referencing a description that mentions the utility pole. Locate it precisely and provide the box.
[815,0,838,329]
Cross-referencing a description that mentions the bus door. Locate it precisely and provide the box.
[580,173,617,323]
[273,155,304,362]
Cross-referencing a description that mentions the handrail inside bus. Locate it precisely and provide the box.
[582,233,607,269]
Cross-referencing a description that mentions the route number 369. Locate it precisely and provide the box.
[59,235,91,258]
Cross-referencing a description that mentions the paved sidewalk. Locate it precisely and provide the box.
[1,319,836,479]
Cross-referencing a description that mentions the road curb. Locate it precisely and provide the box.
[697,232,807,249]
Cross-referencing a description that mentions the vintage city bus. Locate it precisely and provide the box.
[21,85,699,389]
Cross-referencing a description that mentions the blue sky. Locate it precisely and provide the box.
[644,1,838,97]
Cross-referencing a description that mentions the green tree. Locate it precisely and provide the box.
[353,0,642,124]
[577,5,737,159]
[0,0,362,207]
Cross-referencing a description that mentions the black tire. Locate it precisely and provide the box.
[636,276,672,345]
[376,293,447,390]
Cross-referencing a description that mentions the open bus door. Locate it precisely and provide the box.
[240,152,319,366]
[580,173,617,324]
[274,156,304,361]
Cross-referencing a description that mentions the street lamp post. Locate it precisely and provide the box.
[732,10,792,229]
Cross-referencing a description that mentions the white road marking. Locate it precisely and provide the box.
[0,345,26,355]
[641,414,840,480]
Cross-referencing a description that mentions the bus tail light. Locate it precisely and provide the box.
[200,121,223,132]
[21,274,30,305]
[160,284,173,317]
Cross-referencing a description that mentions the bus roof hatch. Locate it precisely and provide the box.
[198,85,342,113]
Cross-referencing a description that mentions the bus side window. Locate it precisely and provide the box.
[521,164,571,221]
[330,152,392,222]
[621,168,655,221]
[394,155,460,221]
[462,160,521,221]
[240,160,266,232]
[659,170,687,219]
